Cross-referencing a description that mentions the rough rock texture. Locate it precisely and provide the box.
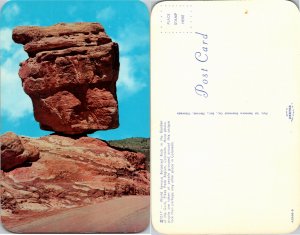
[0,132,39,171]
[0,133,150,229]
[12,23,120,135]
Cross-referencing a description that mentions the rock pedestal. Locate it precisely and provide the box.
[12,23,120,135]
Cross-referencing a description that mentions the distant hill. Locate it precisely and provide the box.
[108,138,150,171]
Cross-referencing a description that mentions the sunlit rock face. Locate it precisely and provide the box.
[12,22,120,135]
[0,133,150,219]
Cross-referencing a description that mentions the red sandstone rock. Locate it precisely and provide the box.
[0,132,40,171]
[0,133,150,227]
[12,23,119,135]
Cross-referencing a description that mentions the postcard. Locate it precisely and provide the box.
[151,1,300,234]
[0,0,150,233]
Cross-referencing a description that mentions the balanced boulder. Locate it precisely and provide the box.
[12,23,120,135]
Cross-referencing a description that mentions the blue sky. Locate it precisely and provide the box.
[0,0,150,140]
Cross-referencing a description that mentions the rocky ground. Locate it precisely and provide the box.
[0,132,150,233]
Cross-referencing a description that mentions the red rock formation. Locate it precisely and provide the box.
[0,132,39,171]
[0,133,150,230]
[12,23,120,135]
[4,23,150,233]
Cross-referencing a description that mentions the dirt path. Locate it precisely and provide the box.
[8,196,150,233]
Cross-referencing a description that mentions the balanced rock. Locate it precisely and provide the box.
[12,23,120,135]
